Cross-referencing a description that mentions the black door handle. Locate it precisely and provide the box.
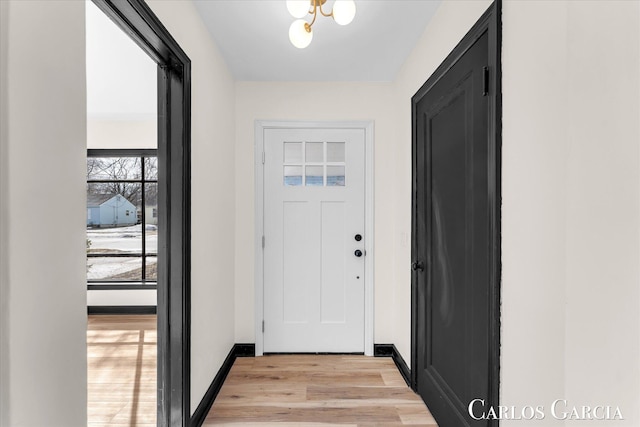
[354,249,363,257]
[412,261,424,272]
[354,234,362,242]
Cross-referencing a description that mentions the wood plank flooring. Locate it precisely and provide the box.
[88,316,436,426]
[87,314,157,427]
[203,355,437,426]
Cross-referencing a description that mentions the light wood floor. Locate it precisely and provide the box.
[87,314,157,427]
[88,317,435,426]
[203,355,437,427]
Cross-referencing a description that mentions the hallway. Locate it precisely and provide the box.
[4,1,639,425]
[203,355,436,426]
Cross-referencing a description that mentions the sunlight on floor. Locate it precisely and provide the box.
[87,315,157,427]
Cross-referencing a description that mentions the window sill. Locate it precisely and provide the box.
[87,282,157,290]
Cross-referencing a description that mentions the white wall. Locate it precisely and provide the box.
[0,0,9,421]
[234,82,398,345]
[146,0,237,415]
[501,1,569,421]
[86,0,157,151]
[87,290,156,306]
[87,118,156,149]
[501,1,640,425]
[562,1,639,425]
[0,1,88,426]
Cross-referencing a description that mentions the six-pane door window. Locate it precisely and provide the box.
[283,141,346,187]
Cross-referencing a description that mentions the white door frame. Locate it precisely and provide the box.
[254,120,374,356]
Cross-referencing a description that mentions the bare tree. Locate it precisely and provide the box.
[87,157,156,208]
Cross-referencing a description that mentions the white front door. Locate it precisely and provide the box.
[263,127,366,353]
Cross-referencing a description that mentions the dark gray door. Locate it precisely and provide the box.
[411,23,496,427]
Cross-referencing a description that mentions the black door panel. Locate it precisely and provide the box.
[412,23,496,427]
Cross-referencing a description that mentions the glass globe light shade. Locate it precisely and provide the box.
[286,0,310,19]
[289,19,313,49]
[332,0,356,25]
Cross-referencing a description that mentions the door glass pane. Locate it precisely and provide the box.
[87,257,142,281]
[284,166,303,186]
[327,142,345,162]
[305,165,324,186]
[305,142,324,163]
[327,166,345,186]
[284,142,302,163]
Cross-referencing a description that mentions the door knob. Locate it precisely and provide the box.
[354,234,362,242]
[412,261,424,272]
[354,249,363,257]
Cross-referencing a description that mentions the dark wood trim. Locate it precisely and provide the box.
[158,57,192,427]
[410,1,501,425]
[90,0,187,67]
[233,343,257,357]
[87,180,158,184]
[88,305,157,315]
[190,344,256,427]
[263,352,364,356]
[87,254,157,258]
[488,2,502,424]
[88,283,157,290]
[374,344,411,387]
[91,1,191,425]
[411,6,494,102]
[373,344,394,357]
[87,148,158,157]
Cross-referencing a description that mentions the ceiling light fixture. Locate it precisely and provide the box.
[287,0,356,49]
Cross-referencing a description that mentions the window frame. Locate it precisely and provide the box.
[87,148,158,290]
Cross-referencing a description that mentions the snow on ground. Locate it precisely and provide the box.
[87,224,157,280]
[87,257,140,280]
[87,256,157,281]
[87,224,157,253]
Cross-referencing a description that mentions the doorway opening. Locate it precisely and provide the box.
[254,121,375,356]
[86,0,191,424]
[86,2,158,424]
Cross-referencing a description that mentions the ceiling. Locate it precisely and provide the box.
[193,0,442,82]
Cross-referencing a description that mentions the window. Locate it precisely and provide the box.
[283,141,345,187]
[86,150,158,288]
